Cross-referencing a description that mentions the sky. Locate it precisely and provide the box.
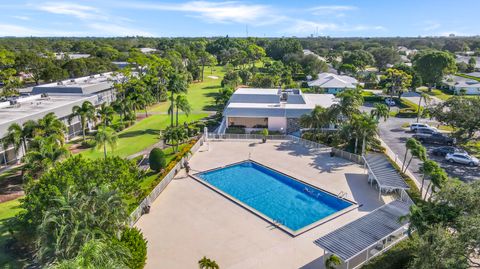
[0,0,479,38]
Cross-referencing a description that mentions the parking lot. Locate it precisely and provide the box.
[377,116,480,183]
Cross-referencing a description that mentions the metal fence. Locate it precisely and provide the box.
[332,148,364,164]
[129,135,205,226]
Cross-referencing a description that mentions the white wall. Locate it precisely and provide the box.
[268,117,286,132]
[454,86,480,95]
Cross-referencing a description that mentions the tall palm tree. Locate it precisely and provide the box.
[23,136,69,177]
[36,113,67,145]
[325,254,342,269]
[404,143,427,174]
[332,89,364,121]
[3,120,37,157]
[402,138,418,172]
[348,113,378,154]
[300,105,330,134]
[96,103,115,127]
[111,99,127,125]
[169,95,191,126]
[168,73,188,127]
[215,87,233,108]
[419,160,440,197]
[371,103,390,122]
[94,127,118,159]
[164,126,187,153]
[424,168,447,200]
[69,101,95,141]
[198,256,219,269]
[416,93,431,123]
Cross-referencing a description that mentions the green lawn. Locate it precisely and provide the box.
[0,199,24,268]
[148,67,225,113]
[78,113,207,159]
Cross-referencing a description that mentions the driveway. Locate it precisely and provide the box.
[401,92,443,106]
[377,116,480,182]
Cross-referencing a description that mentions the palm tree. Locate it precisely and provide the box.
[325,254,342,269]
[168,73,188,127]
[198,256,219,269]
[111,99,128,125]
[169,95,192,126]
[419,160,439,197]
[164,126,188,152]
[96,103,115,127]
[333,89,364,121]
[300,105,330,134]
[23,136,69,177]
[3,120,37,157]
[348,113,378,154]
[404,143,427,174]
[371,103,390,122]
[402,138,420,172]
[424,168,447,200]
[36,187,127,264]
[69,101,95,141]
[94,127,118,159]
[215,87,233,108]
[36,113,67,145]
[416,93,431,123]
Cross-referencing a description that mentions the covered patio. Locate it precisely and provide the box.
[314,199,411,269]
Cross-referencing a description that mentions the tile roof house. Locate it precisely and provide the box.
[307,73,358,94]
[222,88,336,133]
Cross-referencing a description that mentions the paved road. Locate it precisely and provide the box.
[377,115,480,182]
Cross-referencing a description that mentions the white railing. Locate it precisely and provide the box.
[206,133,364,165]
[217,117,227,134]
[129,135,205,225]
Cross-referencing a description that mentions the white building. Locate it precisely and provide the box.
[222,88,336,134]
[0,72,120,165]
[444,75,480,95]
[308,73,358,94]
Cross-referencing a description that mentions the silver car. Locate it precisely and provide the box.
[446,153,480,166]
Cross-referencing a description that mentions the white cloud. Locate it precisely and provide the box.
[11,15,30,20]
[0,24,42,36]
[38,2,105,20]
[120,1,277,24]
[87,23,154,37]
[282,19,385,36]
[423,21,441,31]
[310,5,356,16]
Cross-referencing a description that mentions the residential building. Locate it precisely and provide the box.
[0,72,120,165]
[444,75,480,95]
[221,88,336,134]
[455,55,480,70]
[308,73,358,94]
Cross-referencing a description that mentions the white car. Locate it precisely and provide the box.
[446,153,479,166]
[410,123,437,132]
[385,98,396,106]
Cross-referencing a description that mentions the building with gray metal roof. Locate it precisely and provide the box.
[308,73,358,94]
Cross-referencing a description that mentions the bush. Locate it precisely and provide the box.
[363,95,385,102]
[362,238,415,269]
[397,108,418,118]
[80,139,96,148]
[149,148,166,172]
[112,122,126,132]
[120,227,147,269]
[226,127,246,134]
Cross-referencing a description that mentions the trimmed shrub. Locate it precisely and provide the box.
[397,108,418,118]
[80,139,96,148]
[148,148,166,172]
[225,127,246,134]
[120,227,147,269]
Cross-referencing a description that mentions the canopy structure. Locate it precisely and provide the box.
[363,153,409,199]
[314,199,411,269]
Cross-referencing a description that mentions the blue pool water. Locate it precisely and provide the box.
[196,161,353,232]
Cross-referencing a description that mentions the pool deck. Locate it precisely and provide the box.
[135,140,394,269]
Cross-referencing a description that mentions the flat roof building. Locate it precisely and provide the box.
[308,73,358,94]
[222,88,336,134]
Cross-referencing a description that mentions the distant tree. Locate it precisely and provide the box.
[97,103,115,127]
[370,47,401,70]
[413,50,457,90]
[467,57,477,73]
[383,68,412,99]
[168,94,191,126]
[246,43,266,67]
[393,64,422,89]
[338,63,357,76]
[266,38,302,60]
[442,40,469,53]
[342,50,375,70]
[325,254,342,269]
[167,73,188,127]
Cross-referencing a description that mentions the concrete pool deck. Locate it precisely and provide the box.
[135,140,394,269]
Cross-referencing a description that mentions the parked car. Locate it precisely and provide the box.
[410,123,430,132]
[415,127,438,135]
[445,153,479,166]
[413,132,456,145]
[385,98,396,106]
[431,146,466,157]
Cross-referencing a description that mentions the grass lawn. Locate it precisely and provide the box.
[419,88,453,101]
[78,113,206,159]
[147,67,225,113]
[0,199,25,268]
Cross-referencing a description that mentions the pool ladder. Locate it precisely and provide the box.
[273,219,284,226]
[337,191,348,199]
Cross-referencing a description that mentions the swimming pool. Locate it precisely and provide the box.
[195,161,355,235]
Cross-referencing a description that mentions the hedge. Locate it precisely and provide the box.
[362,238,415,269]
